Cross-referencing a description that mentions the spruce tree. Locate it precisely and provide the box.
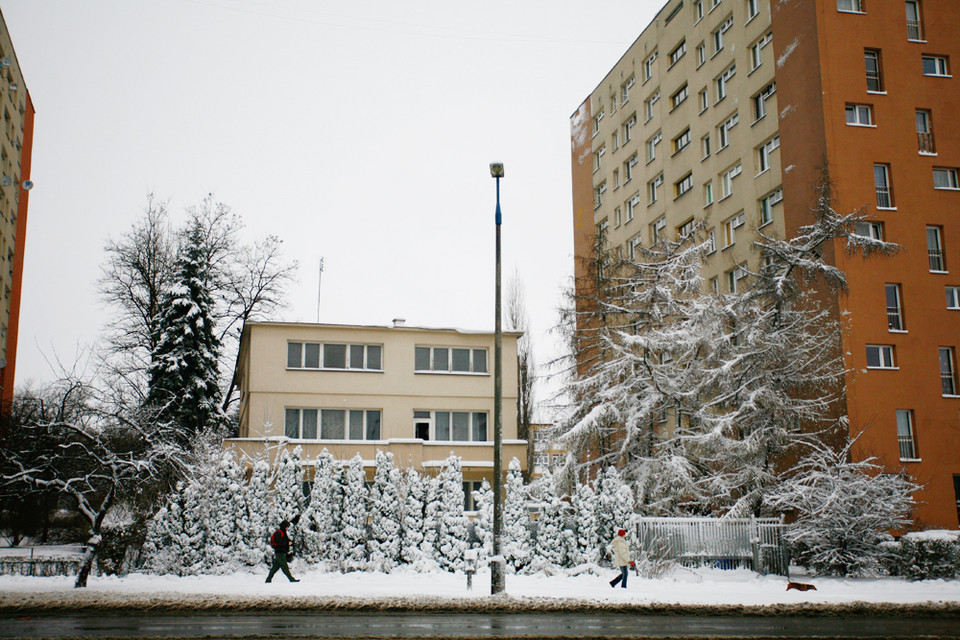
[435,454,468,572]
[572,481,600,565]
[242,458,272,566]
[367,450,402,572]
[503,457,532,573]
[400,467,427,569]
[272,446,305,526]
[340,454,368,571]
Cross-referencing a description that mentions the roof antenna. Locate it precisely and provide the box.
[316,257,324,323]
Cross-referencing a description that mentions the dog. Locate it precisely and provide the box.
[786,581,817,591]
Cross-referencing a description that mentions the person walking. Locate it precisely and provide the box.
[609,528,630,589]
[266,519,300,583]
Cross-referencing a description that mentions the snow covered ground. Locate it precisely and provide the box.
[1,565,958,611]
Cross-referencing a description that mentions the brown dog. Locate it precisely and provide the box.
[786,581,817,591]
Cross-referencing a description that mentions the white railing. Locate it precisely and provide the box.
[635,516,788,575]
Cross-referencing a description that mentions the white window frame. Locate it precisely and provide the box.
[946,286,960,310]
[712,15,733,55]
[627,192,641,220]
[643,50,659,81]
[646,131,662,162]
[927,225,946,272]
[866,344,896,369]
[707,228,717,254]
[845,103,873,126]
[922,55,950,77]
[874,163,894,209]
[671,83,689,110]
[697,42,706,67]
[896,409,918,460]
[886,283,905,332]
[698,87,708,113]
[701,133,712,160]
[715,63,736,102]
[621,75,635,105]
[673,128,691,154]
[648,173,664,204]
[415,409,489,442]
[415,346,489,374]
[865,49,883,92]
[625,153,639,182]
[287,341,383,371]
[940,347,958,396]
[627,232,643,260]
[746,0,759,20]
[285,407,382,441]
[757,135,780,174]
[720,162,742,199]
[645,91,660,122]
[837,0,862,12]
[651,216,666,244]
[749,32,772,71]
[669,40,687,67]
[906,0,923,41]
[718,112,739,149]
[614,205,622,227]
[854,221,883,240]
[933,168,959,190]
[594,181,607,208]
[623,113,637,142]
[675,173,694,198]
[752,82,776,121]
[704,180,714,206]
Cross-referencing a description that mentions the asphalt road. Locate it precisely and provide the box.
[2,611,960,639]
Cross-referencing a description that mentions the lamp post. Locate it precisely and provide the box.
[489,161,505,595]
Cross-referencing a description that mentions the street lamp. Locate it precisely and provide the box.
[489,162,505,595]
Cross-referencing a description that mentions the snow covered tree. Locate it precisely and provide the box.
[768,434,919,577]
[142,488,187,575]
[241,458,272,565]
[178,474,210,574]
[571,481,600,566]
[434,454,468,572]
[204,451,248,572]
[503,457,532,573]
[507,271,536,480]
[420,473,441,565]
[471,480,494,563]
[340,454,368,571]
[400,467,427,568]
[271,446,305,525]
[146,213,226,441]
[596,467,633,545]
[532,488,567,571]
[367,450,402,572]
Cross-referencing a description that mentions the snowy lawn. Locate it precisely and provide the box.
[1,565,958,610]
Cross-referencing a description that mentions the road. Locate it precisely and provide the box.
[2,611,959,639]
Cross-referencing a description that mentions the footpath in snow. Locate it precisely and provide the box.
[1,566,958,613]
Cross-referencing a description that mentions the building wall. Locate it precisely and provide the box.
[228,322,525,482]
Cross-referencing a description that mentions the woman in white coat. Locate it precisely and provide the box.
[609,528,630,588]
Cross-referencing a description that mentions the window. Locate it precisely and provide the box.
[463,481,484,512]
[707,228,717,254]
[614,206,622,228]
[837,0,862,12]
[726,266,746,293]
[712,15,734,54]
[623,113,637,141]
[593,146,605,172]
[285,408,381,441]
[672,128,691,154]
[746,0,759,20]
[648,173,664,204]
[414,410,489,442]
[874,163,894,208]
[613,168,620,190]
[927,226,946,272]
[644,91,660,121]
[896,410,917,460]
[845,103,873,126]
[710,276,719,294]
[611,131,620,151]
[651,217,666,244]
[698,87,708,113]
[886,283,905,331]
[669,40,686,66]
[752,82,776,121]
[865,49,883,92]
[718,112,739,149]
[594,181,607,208]
[287,342,382,371]
[759,188,782,226]
[715,63,736,102]
[866,345,896,369]
[940,347,958,396]
[592,110,603,135]
[415,346,488,373]
[946,286,960,310]
[675,173,694,198]
[854,221,883,240]
[628,233,643,260]
[723,212,744,247]
[697,42,706,67]
[934,168,958,190]
[625,153,639,182]
[720,162,742,199]
[922,55,949,77]
[678,218,696,238]
[627,192,641,220]
[757,135,780,174]
[621,75,635,104]
[646,131,662,162]
[670,84,689,110]
[749,32,772,71]
[643,50,659,81]
[704,180,714,206]
[905,1,923,41]
[610,94,617,114]
[916,109,934,153]
[701,133,712,159]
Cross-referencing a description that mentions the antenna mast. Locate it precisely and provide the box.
[316,257,324,323]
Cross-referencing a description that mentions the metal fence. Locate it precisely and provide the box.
[635,516,788,575]
[0,546,88,577]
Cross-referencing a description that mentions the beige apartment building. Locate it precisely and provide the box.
[571,0,960,528]
[0,9,35,413]
[225,321,527,492]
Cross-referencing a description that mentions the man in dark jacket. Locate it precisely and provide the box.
[266,519,299,583]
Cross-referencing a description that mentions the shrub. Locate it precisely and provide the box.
[887,531,960,580]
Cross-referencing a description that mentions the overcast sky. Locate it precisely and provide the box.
[5,0,659,412]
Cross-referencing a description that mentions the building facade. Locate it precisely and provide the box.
[225,321,527,495]
[571,0,959,527]
[0,9,35,413]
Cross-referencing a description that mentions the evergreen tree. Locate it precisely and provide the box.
[503,457,532,573]
[367,450,402,572]
[420,473,440,565]
[204,451,247,572]
[572,481,600,565]
[143,488,186,575]
[472,479,494,563]
[178,475,209,575]
[146,214,225,440]
[435,454,468,572]
[533,490,567,571]
[272,446,305,526]
[400,467,428,569]
[242,458,272,566]
[340,454,368,571]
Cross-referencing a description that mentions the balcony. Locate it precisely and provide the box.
[918,132,936,154]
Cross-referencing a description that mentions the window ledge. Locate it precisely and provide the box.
[930,270,949,275]
[877,206,898,211]
[718,193,732,202]
[899,458,922,463]
[287,367,384,373]
[758,220,774,229]
[704,201,714,209]
[756,168,770,178]
[907,39,927,43]
[414,371,490,377]
[721,244,734,252]
[866,366,899,371]
[934,187,960,191]
[888,329,909,334]
[923,74,952,79]
[866,90,887,95]
[745,14,758,26]
[847,123,877,128]
[942,394,960,399]
[837,10,866,14]
[919,151,938,156]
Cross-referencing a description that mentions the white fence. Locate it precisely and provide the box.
[635,516,788,575]
[0,545,88,577]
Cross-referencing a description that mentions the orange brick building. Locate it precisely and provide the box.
[571,0,959,528]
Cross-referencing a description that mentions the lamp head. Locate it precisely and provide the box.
[489,162,504,178]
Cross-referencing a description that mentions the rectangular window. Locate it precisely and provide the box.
[940,347,958,396]
[695,0,704,21]
[845,103,873,126]
[678,218,696,238]
[720,162,742,199]
[415,346,488,373]
[701,133,712,159]
[865,49,883,92]
[866,344,896,369]
[922,55,949,77]
[672,128,691,154]
[628,233,643,260]
[674,173,694,198]
[648,173,663,204]
[837,0,862,12]
[704,180,714,206]
[287,342,382,371]
[418,410,489,442]
[756,135,780,174]
[896,409,917,460]
[759,188,782,226]
[621,75,635,104]
[710,275,719,294]
[670,83,689,110]
[746,0,759,20]
[614,206,622,227]
[874,163,894,208]
[644,91,660,122]
[646,131,662,162]
[284,408,380,441]
[712,15,733,54]
[906,1,923,41]
[726,268,738,293]
[886,283,905,331]
[854,221,883,240]
[718,112,739,149]
[715,63,736,102]
[934,168,959,190]
[947,286,960,310]
[651,216,666,244]
[752,82,776,121]
[749,32,772,71]
[593,146,605,172]
[627,192,641,220]
[624,153,639,182]
[594,181,607,208]
[643,50,659,81]
[707,228,717,254]
[723,212,744,247]
[669,40,686,66]
[697,42,706,67]
[698,87,708,113]
[927,226,946,272]
[916,109,934,153]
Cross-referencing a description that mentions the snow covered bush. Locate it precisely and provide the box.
[434,454,468,572]
[503,458,532,573]
[885,531,960,580]
[340,454,368,571]
[367,450,402,572]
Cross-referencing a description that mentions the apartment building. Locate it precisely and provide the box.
[571,0,959,528]
[0,9,35,413]
[224,321,527,497]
